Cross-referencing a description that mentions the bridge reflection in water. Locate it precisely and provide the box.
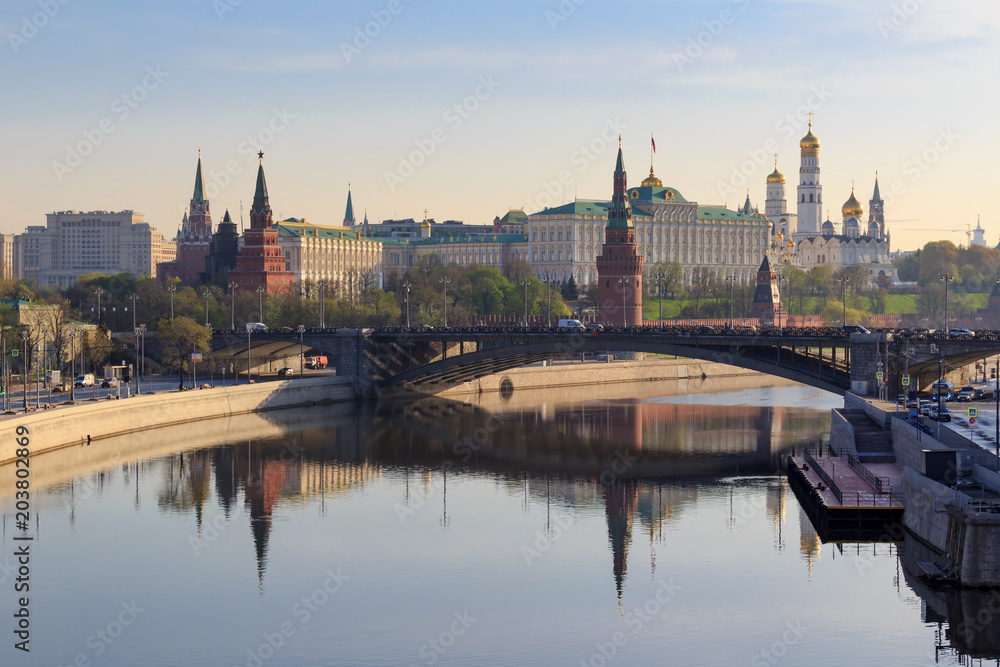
[11,388,1000,661]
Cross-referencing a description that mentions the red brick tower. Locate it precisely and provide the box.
[229,153,294,295]
[596,140,644,325]
[750,255,782,324]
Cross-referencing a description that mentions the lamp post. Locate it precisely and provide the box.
[20,329,29,412]
[202,289,211,327]
[228,282,237,330]
[246,328,252,385]
[256,285,266,324]
[619,278,629,328]
[134,326,142,395]
[318,281,326,329]
[727,273,735,329]
[167,284,177,320]
[68,330,77,404]
[995,357,999,469]
[94,287,105,324]
[439,276,451,328]
[139,324,147,393]
[658,271,665,331]
[129,293,138,331]
[839,277,848,328]
[937,357,944,440]
[940,273,953,330]
[402,281,411,328]
[40,327,48,408]
[521,279,529,329]
[777,273,786,332]
[297,324,305,379]
[545,272,552,328]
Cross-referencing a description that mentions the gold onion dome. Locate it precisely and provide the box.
[641,167,663,188]
[766,167,785,183]
[842,189,863,218]
[800,124,820,150]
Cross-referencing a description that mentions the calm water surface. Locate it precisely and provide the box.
[1,377,997,666]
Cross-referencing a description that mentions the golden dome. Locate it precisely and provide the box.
[641,167,663,188]
[842,189,863,218]
[766,167,785,184]
[800,123,820,150]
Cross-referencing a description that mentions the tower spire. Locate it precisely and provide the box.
[192,151,206,203]
[344,184,356,226]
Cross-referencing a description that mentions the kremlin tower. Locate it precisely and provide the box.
[794,118,822,240]
[228,153,294,295]
[158,152,214,285]
[596,140,644,325]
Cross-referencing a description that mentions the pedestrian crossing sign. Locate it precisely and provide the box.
[876,371,883,380]
[969,407,978,418]
[902,376,910,386]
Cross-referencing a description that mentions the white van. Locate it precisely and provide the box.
[557,318,586,332]
[74,373,95,387]
[245,322,268,333]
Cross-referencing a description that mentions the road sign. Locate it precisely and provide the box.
[969,407,978,418]
[11,349,18,357]
[902,376,910,386]
[191,353,203,361]
[876,371,884,380]
[970,417,977,425]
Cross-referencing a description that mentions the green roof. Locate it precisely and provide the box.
[411,233,527,246]
[697,206,766,221]
[627,185,688,203]
[498,209,528,225]
[534,199,651,221]
[276,221,380,242]
[192,155,206,203]
[344,188,355,224]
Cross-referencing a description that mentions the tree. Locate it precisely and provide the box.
[503,257,532,284]
[584,284,599,318]
[782,266,808,315]
[560,275,578,301]
[157,316,212,390]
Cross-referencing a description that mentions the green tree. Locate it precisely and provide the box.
[157,316,212,390]
[561,275,578,301]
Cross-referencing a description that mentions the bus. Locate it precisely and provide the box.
[931,380,955,400]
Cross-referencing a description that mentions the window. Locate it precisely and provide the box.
[809,194,814,203]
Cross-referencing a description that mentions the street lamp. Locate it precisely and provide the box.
[139,324,147,393]
[727,273,735,329]
[256,285,266,324]
[839,277,849,328]
[202,289,211,327]
[619,277,629,328]
[38,328,47,409]
[134,326,142,395]
[246,328,252,385]
[777,273,786,332]
[439,276,451,328]
[545,272,552,328]
[20,328,29,412]
[228,282,237,330]
[129,293,138,331]
[521,279,529,329]
[94,287,105,324]
[166,284,177,320]
[940,273,953,330]
[297,324,305,379]
[402,281,412,328]
[318,281,326,329]
[68,330,77,404]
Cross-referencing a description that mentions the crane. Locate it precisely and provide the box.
[900,223,973,246]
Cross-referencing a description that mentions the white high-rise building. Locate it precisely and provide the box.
[794,119,822,241]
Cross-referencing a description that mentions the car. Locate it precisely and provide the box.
[100,378,119,388]
[896,394,906,405]
[277,367,294,377]
[957,386,975,402]
[51,382,72,393]
[935,408,952,422]
[585,323,604,333]
[278,326,294,333]
[919,400,932,416]
[843,325,871,334]
[948,328,974,336]
[557,318,586,332]
[74,373,95,387]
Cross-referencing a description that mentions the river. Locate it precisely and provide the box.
[1,376,996,666]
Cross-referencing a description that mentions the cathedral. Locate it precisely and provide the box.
[767,119,896,282]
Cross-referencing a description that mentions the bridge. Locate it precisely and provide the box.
[208,327,1000,399]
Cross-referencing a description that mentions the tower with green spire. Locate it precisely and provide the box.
[174,150,214,285]
[596,140,645,325]
[344,185,356,227]
[229,153,293,295]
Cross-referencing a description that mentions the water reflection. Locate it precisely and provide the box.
[5,384,999,665]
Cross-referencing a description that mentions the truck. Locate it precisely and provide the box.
[556,318,586,332]
[246,322,268,333]
[74,373,95,387]
[304,355,328,370]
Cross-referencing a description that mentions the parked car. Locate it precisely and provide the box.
[277,367,294,377]
[957,386,976,402]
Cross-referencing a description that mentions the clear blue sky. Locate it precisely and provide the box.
[1,0,996,250]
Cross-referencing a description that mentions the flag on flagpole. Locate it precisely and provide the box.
[651,135,656,153]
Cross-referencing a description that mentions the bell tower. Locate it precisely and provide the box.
[596,139,644,325]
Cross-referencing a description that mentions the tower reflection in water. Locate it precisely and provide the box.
[36,394,1000,661]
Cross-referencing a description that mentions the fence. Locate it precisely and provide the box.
[803,448,843,504]
[846,452,891,494]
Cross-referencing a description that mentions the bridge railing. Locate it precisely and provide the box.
[803,449,843,504]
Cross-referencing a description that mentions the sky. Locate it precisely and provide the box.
[1,0,997,251]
